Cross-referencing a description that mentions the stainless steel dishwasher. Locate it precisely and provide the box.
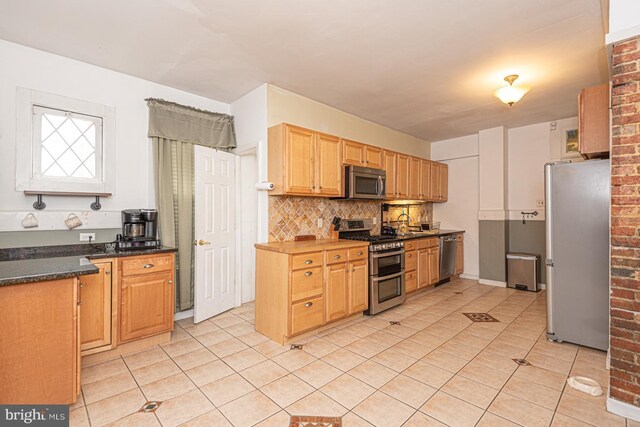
[438,235,457,285]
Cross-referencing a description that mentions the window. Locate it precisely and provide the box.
[16,88,115,194]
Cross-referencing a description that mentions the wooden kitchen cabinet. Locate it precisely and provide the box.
[455,234,464,276]
[420,160,431,201]
[80,260,112,353]
[409,156,422,199]
[268,123,342,197]
[316,132,343,196]
[0,278,80,404]
[396,154,410,198]
[429,162,448,202]
[342,139,384,169]
[119,254,175,343]
[255,241,368,344]
[417,238,439,289]
[348,258,368,313]
[383,150,397,198]
[326,262,349,322]
[578,83,610,159]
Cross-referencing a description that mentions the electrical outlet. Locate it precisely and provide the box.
[79,232,95,242]
[372,217,377,225]
[317,218,323,228]
[536,200,545,208]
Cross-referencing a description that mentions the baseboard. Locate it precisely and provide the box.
[607,396,640,422]
[539,283,547,290]
[479,278,507,287]
[174,309,194,321]
[460,273,479,280]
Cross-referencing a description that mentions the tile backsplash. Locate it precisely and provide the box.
[268,196,433,242]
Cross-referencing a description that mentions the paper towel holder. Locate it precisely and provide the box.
[255,182,274,191]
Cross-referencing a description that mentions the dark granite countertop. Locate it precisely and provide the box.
[389,229,465,241]
[0,244,177,286]
[0,256,99,286]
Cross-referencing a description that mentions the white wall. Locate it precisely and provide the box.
[230,84,268,302]
[431,135,480,279]
[478,127,508,213]
[0,40,230,231]
[608,0,640,43]
[267,85,430,158]
[507,122,550,214]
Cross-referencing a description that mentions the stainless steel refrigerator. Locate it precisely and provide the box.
[545,159,610,351]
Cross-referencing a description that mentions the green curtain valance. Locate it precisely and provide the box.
[146,98,237,149]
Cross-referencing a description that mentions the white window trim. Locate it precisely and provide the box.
[16,88,116,195]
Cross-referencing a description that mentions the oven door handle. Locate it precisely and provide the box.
[370,249,404,259]
[371,271,405,282]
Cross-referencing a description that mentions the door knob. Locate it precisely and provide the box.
[194,239,211,246]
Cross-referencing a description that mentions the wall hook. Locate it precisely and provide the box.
[521,210,539,224]
[33,194,46,210]
[90,196,101,211]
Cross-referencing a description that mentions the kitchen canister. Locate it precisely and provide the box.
[65,213,83,230]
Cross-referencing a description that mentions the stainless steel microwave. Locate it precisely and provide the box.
[341,165,386,200]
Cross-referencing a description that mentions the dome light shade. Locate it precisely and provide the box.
[494,74,530,106]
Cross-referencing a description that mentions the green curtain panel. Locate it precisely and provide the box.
[148,99,236,311]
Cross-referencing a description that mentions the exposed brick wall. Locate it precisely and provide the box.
[610,36,640,406]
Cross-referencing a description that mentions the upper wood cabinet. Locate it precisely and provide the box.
[269,123,342,197]
[383,150,397,198]
[409,157,422,199]
[578,84,610,159]
[342,139,384,169]
[429,162,448,202]
[80,261,112,353]
[396,154,410,199]
[316,132,343,196]
[420,160,431,200]
[268,123,449,202]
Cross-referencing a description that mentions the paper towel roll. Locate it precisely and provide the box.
[255,182,274,191]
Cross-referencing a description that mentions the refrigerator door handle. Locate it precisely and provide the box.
[544,163,556,339]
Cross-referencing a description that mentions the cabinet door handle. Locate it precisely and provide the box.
[357,251,363,256]
[304,260,313,265]
[407,254,412,258]
[105,270,111,275]
[169,280,173,284]
[304,271,313,276]
[305,302,313,307]
[333,255,341,259]
[352,268,355,272]
[143,264,154,269]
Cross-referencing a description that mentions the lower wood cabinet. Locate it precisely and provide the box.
[0,278,80,404]
[255,242,368,344]
[120,270,174,343]
[417,238,439,289]
[80,261,112,353]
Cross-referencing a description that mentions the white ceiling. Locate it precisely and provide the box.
[0,0,608,141]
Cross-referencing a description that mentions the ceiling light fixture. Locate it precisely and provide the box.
[494,74,530,106]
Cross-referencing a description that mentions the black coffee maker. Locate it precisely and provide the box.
[117,209,161,250]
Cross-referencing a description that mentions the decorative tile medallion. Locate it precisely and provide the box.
[454,291,464,294]
[389,321,401,325]
[290,415,343,427]
[290,344,304,350]
[138,401,162,413]
[513,358,532,366]
[462,313,500,322]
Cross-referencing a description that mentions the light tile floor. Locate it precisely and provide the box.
[70,278,635,426]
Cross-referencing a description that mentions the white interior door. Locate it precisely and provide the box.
[194,145,237,323]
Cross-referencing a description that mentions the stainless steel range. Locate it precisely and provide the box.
[338,219,406,315]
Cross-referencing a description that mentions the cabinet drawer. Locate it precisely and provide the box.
[417,237,439,249]
[290,296,324,336]
[406,273,417,293]
[348,247,368,261]
[404,240,417,251]
[291,267,323,302]
[291,252,323,270]
[405,250,417,272]
[121,254,173,277]
[326,249,348,265]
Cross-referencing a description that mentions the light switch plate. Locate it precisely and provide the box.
[372,217,377,225]
[317,218,323,228]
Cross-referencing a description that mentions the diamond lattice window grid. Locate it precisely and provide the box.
[33,106,103,181]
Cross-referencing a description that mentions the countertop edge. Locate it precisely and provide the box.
[255,239,370,254]
[0,263,99,287]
